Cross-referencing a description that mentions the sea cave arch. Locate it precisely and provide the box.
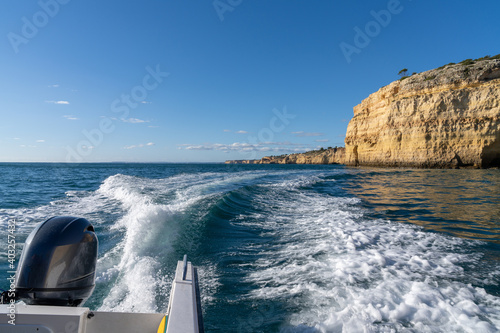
[481,135,500,168]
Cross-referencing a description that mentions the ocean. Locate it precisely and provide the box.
[0,163,499,332]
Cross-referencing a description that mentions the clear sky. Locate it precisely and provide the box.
[1,0,499,162]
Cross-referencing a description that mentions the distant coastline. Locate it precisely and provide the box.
[225,147,345,165]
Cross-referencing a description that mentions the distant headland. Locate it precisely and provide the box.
[227,55,500,168]
[225,147,345,165]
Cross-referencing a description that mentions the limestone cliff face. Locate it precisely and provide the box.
[225,147,345,165]
[345,59,500,168]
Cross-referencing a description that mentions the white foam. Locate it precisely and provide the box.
[242,177,500,332]
[262,174,323,190]
[95,171,277,312]
[95,174,197,312]
[0,170,274,312]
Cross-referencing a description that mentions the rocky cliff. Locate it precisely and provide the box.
[345,58,500,168]
[227,57,500,168]
[225,147,345,165]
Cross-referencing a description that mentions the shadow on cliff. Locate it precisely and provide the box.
[481,132,500,168]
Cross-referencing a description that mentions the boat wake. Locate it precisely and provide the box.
[1,166,499,332]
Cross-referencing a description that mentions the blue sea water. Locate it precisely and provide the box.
[0,163,499,332]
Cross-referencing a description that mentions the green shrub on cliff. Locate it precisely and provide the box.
[460,59,475,66]
[437,62,456,70]
[398,68,409,79]
[433,55,498,72]
[475,55,491,62]
[474,54,500,61]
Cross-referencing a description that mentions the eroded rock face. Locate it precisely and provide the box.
[345,59,500,168]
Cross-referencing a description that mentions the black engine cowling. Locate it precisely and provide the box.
[15,216,98,306]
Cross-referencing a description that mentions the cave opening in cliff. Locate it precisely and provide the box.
[481,137,500,168]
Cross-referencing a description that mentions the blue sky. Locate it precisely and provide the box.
[1,0,499,162]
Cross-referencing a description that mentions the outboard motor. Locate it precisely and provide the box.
[15,216,98,307]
